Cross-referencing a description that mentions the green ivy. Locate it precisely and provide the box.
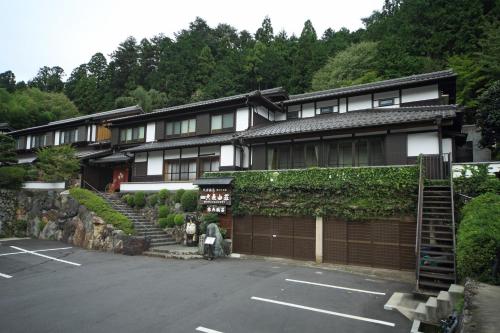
[207,166,419,220]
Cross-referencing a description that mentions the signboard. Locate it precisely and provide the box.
[199,187,231,205]
[206,205,226,214]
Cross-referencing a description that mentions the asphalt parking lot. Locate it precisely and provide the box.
[0,238,412,333]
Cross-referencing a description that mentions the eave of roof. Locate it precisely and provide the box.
[285,69,456,105]
[9,105,143,135]
[241,105,458,140]
[122,132,237,153]
[110,87,287,124]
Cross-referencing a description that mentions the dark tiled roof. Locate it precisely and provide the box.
[286,70,456,104]
[75,149,111,160]
[9,105,143,135]
[241,105,458,139]
[110,87,287,123]
[193,177,233,186]
[91,152,131,164]
[123,133,236,153]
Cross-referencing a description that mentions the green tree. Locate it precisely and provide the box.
[255,16,274,45]
[312,42,381,91]
[0,71,16,92]
[0,134,17,165]
[476,81,500,156]
[36,145,79,182]
[29,66,65,92]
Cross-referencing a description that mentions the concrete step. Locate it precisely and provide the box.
[421,243,453,249]
[143,251,203,260]
[419,271,455,281]
[420,249,454,256]
[420,265,455,273]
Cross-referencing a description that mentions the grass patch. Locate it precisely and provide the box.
[69,188,135,235]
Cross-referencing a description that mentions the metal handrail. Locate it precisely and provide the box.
[415,154,425,285]
[448,153,458,283]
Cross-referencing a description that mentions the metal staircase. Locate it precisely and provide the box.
[416,154,457,294]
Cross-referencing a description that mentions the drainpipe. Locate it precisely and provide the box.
[436,116,443,178]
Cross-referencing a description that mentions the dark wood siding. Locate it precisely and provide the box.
[253,112,271,127]
[155,121,165,140]
[45,131,54,146]
[77,125,86,142]
[323,217,415,270]
[385,133,407,165]
[111,128,119,145]
[196,114,210,135]
[251,145,266,170]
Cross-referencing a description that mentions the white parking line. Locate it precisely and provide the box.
[251,297,395,327]
[0,272,13,279]
[285,278,386,296]
[196,326,224,333]
[0,247,73,257]
[9,246,81,267]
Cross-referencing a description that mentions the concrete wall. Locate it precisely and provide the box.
[22,182,66,190]
[452,162,500,177]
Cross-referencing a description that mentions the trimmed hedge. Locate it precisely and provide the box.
[174,189,185,203]
[174,214,184,226]
[69,188,135,234]
[181,190,198,212]
[134,191,146,208]
[158,205,169,218]
[207,166,419,219]
[457,193,500,284]
[166,214,176,227]
[158,217,169,228]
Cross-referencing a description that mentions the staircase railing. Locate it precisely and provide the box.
[415,154,425,286]
[448,153,457,283]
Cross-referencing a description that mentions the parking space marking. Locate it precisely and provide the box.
[196,326,224,333]
[0,272,13,279]
[0,247,73,257]
[251,297,395,327]
[285,278,386,296]
[9,246,81,267]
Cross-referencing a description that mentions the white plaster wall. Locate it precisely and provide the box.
[339,98,347,113]
[146,122,156,142]
[147,151,163,175]
[255,106,268,119]
[121,182,197,192]
[87,126,91,141]
[91,125,97,142]
[407,132,439,156]
[348,94,371,111]
[401,84,439,103]
[242,146,250,168]
[26,135,31,149]
[135,152,147,162]
[288,104,300,118]
[236,107,249,131]
[220,145,234,166]
[235,148,241,167]
[54,131,60,146]
[22,182,65,190]
[302,103,315,118]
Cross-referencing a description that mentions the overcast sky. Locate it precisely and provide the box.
[0,0,383,82]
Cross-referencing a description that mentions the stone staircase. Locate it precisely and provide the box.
[417,183,457,293]
[385,284,464,332]
[100,193,176,248]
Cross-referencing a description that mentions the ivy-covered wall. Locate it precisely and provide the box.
[208,166,419,220]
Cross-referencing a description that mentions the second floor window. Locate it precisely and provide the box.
[319,106,338,114]
[378,98,395,107]
[60,128,77,144]
[120,126,145,143]
[16,137,25,150]
[166,119,196,137]
[211,113,234,132]
[31,134,47,148]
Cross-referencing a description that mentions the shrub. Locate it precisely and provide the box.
[0,166,26,190]
[158,217,169,228]
[174,214,185,226]
[148,194,159,206]
[158,205,170,218]
[38,219,48,233]
[134,191,146,208]
[174,189,185,203]
[181,190,198,212]
[200,213,220,234]
[158,189,170,201]
[69,188,135,234]
[457,193,500,284]
[166,214,176,227]
[36,145,79,182]
[126,195,135,207]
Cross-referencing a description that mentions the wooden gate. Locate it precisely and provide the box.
[233,216,315,261]
[323,217,416,270]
